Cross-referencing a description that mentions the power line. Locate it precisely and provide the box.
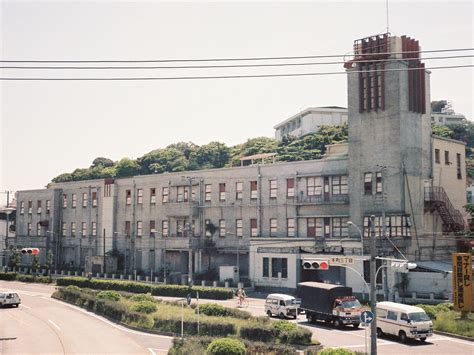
[0,47,472,64]
[0,64,472,81]
[1,55,472,70]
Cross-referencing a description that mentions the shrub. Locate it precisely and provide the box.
[122,311,154,328]
[415,304,437,319]
[153,316,236,337]
[435,302,453,313]
[169,337,212,355]
[94,299,127,321]
[66,285,82,291]
[433,311,474,338]
[130,300,157,314]
[241,339,297,355]
[0,272,17,281]
[277,326,312,345]
[97,290,122,302]
[206,338,245,355]
[196,303,251,319]
[317,349,356,355]
[273,320,298,332]
[129,293,156,303]
[240,324,277,342]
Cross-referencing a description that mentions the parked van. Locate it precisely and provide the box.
[376,301,433,342]
[0,292,21,308]
[265,294,299,319]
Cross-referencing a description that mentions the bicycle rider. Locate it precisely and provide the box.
[237,287,247,306]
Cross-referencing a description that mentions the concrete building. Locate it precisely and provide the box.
[431,112,466,126]
[10,33,468,298]
[274,107,348,140]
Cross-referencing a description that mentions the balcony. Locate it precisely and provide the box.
[295,194,349,205]
[162,201,199,217]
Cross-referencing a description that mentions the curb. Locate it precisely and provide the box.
[434,330,474,342]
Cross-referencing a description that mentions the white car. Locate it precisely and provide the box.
[0,292,21,308]
[265,293,300,319]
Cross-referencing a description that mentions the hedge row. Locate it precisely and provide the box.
[56,277,233,300]
[196,303,252,319]
[0,272,52,283]
[240,320,312,345]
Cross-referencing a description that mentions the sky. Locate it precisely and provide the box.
[1,0,473,194]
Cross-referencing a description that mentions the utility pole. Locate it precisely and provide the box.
[186,176,194,285]
[103,228,106,275]
[370,215,378,355]
[5,191,10,250]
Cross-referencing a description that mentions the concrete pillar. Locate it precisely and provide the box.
[67,271,71,276]
[120,274,124,280]
[137,275,141,281]
[112,274,115,279]
[154,276,158,283]
[201,280,206,287]
[412,292,417,300]
[74,271,78,276]
[145,276,149,282]
[128,275,132,280]
[429,293,434,301]
[225,281,229,288]
[96,273,100,278]
[238,282,244,289]
[104,273,107,279]
[213,281,218,287]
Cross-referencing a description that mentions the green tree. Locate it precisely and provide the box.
[46,250,54,271]
[431,100,449,113]
[206,338,245,355]
[229,137,278,166]
[432,124,454,138]
[31,254,41,272]
[189,141,230,169]
[91,157,115,168]
[138,147,189,174]
[115,158,140,178]
[8,249,21,269]
[52,173,74,183]
[71,168,91,181]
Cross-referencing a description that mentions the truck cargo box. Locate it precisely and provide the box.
[297,281,353,314]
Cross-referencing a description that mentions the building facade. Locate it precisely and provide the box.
[11,33,468,297]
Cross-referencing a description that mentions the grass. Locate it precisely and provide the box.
[434,311,474,338]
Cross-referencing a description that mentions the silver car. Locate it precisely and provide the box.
[0,292,21,308]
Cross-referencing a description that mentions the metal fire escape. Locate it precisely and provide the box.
[424,187,465,232]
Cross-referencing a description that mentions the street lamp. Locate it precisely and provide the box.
[347,221,364,257]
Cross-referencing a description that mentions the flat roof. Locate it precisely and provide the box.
[377,301,425,313]
[274,106,348,129]
[267,293,295,300]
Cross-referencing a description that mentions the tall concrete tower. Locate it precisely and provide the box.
[346,34,432,259]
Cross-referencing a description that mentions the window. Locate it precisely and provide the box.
[177,186,188,202]
[387,311,398,321]
[236,182,243,200]
[137,189,143,204]
[378,308,388,319]
[401,313,408,322]
[251,218,257,237]
[92,192,97,207]
[332,217,348,238]
[72,194,77,208]
[191,186,196,202]
[332,176,348,195]
[219,183,226,201]
[150,188,156,204]
[92,222,97,237]
[46,200,51,214]
[137,221,142,237]
[71,222,76,237]
[270,218,277,236]
[62,194,67,208]
[307,177,322,196]
[263,257,269,277]
[125,221,131,236]
[250,181,257,199]
[177,220,186,236]
[444,150,450,165]
[81,222,87,237]
[27,223,32,236]
[219,220,226,237]
[359,63,384,112]
[307,218,323,238]
[287,178,295,198]
[20,201,25,214]
[271,258,288,278]
[435,149,440,164]
[269,180,277,199]
[236,219,243,237]
[37,223,42,236]
[205,219,212,237]
[287,218,295,237]
[28,201,32,214]
[125,190,131,205]
[375,172,383,194]
[457,153,462,179]
[205,184,212,202]
[37,200,42,214]
[162,187,169,203]
[61,222,67,237]
[150,220,156,235]
[364,173,373,195]
[363,215,411,237]
[162,220,168,237]
[82,193,88,207]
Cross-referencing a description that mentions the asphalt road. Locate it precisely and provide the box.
[1,281,473,355]
[0,281,172,355]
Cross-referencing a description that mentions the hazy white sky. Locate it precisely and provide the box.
[1,0,473,193]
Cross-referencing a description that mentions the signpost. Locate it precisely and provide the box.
[329,256,355,265]
[361,310,374,355]
[452,253,473,313]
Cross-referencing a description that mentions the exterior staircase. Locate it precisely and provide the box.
[424,187,465,232]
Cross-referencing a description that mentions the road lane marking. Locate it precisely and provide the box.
[148,348,168,355]
[431,337,474,346]
[20,304,31,309]
[48,319,61,331]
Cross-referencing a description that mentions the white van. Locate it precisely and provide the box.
[376,301,433,342]
[265,293,299,319]
[0,292,21,308]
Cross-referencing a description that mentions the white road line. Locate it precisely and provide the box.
[148,348,169,355]
[20,304,31,309]
[431,337,474,346]
[48,319,61,331]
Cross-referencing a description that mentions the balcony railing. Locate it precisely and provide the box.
[424,186,465,232]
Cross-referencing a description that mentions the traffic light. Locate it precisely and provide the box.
[302,259,330,270]
[21,248,39,255]
[391,261,416,273]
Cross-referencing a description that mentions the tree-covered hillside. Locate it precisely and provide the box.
[51,124,348,183]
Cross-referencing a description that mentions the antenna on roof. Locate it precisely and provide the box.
[386,0,390,33]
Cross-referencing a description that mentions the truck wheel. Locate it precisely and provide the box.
[353,323,360,329]
[376,328,384,338]
[279,312,285,319]
[307,314,314,324]
[420,337,426,343]
[267,310,272,317]
[334,319,342,328]
[399,330,407,343]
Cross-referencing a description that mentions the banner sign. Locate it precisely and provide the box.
[452,253,473,312]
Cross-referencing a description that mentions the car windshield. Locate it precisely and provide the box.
[285,299,296,306]
[341,300,361,308]
[409,312,430,322]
